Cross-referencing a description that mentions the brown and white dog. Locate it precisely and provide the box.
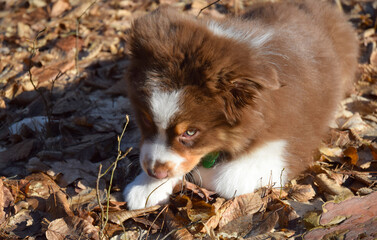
[123,0,358,210]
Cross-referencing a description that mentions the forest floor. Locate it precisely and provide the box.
[0,0,377,239]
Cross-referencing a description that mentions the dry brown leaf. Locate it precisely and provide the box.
[343,146,359,165]
[165,209,194,240]
[2,209,42,237]
[202,197,226,232]
[45,216,99,240]
[268,200,299,229]
[289,184,316,202]
[188,200,214,222]
[107,205,161,225]
[340,113,370,134]
[24,173,60,198]
[304,191,377,239]
[0,139,35,168]
[50,0,71,18]
[30,59,74,85]
[0,178,14,225]
[46,190,74,219]
[173,181,216,201]
[243,211,279,238]
[319,146,343,158]
[70,188,106,211]
[47,159,101,187]
[218,192,266,229]
[211,192,267,237]
[21,173,73,219]
[314,173,354,201]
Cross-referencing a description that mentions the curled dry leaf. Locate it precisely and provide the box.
[107,205,160,225]
[173,181,216,201]
[164,208,194,240]
[268,200,299,229]
[172,194,215,223]
[314,173,354,201]
[340,113,371,135]
[45,216,99,240]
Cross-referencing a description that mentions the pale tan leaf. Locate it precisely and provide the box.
[0,179,14,225]
[50,0,71,18]
[314,173,354,201]
[45,216,99,240]
[218,192,266,229]
[289,184,316,202]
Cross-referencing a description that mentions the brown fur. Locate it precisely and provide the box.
[125,0,358,179]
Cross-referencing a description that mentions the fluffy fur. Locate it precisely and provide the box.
[123,0,358,210]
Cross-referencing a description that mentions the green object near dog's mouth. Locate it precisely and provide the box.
[201,152,220,168]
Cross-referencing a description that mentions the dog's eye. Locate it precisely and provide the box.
[183,129,197,138]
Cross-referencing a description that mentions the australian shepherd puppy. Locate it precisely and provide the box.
[123,0,358,209]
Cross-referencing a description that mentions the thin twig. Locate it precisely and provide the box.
[97,116,132,238]
[75,0,97,77]
[28,28,57,137]
[196,0,221,18]
[96,164,105,238]
[145,179,169,208]
[146,205,169,239]
[279,168,285,199]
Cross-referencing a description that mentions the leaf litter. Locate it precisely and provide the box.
[0,0,377,239]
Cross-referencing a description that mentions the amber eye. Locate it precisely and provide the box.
[182,129,197,138]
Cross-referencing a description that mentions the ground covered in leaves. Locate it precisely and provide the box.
[0,0,377,239]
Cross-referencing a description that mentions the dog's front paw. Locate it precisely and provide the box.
[123,172,180,210]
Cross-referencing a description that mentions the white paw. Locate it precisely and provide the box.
[123,172,180,210]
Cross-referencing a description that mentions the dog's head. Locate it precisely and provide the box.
[125,7,280,179]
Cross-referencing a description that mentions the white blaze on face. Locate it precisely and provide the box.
[140,90,185,174]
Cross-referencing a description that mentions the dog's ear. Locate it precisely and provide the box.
[221,66,280,125]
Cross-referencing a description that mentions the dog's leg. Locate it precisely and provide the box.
[123,172,181,210]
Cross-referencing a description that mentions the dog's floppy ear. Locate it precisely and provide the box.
[221,66,280,125]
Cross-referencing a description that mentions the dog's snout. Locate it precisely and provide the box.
[153,168,168,179]
[145,161,170,179]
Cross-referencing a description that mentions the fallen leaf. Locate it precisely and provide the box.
[243,211,279,238]
[314,173,354,201]
[343,146,359,165]
[173,181,216,201]
[45,216,99,240]
[50,0,71,18]
[289,184,316,202]
[47,159,101,187]
[0,178,14,225]
[304,191,377,239]
[219,192,266,229]
[165,208,194,240]
[107,205,161,225]
[340,113,371,135]
[2,209,43,237]
[0,139,35,168]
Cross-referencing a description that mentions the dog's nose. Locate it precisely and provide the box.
[154,168,168,179]
[146,162,169,179]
